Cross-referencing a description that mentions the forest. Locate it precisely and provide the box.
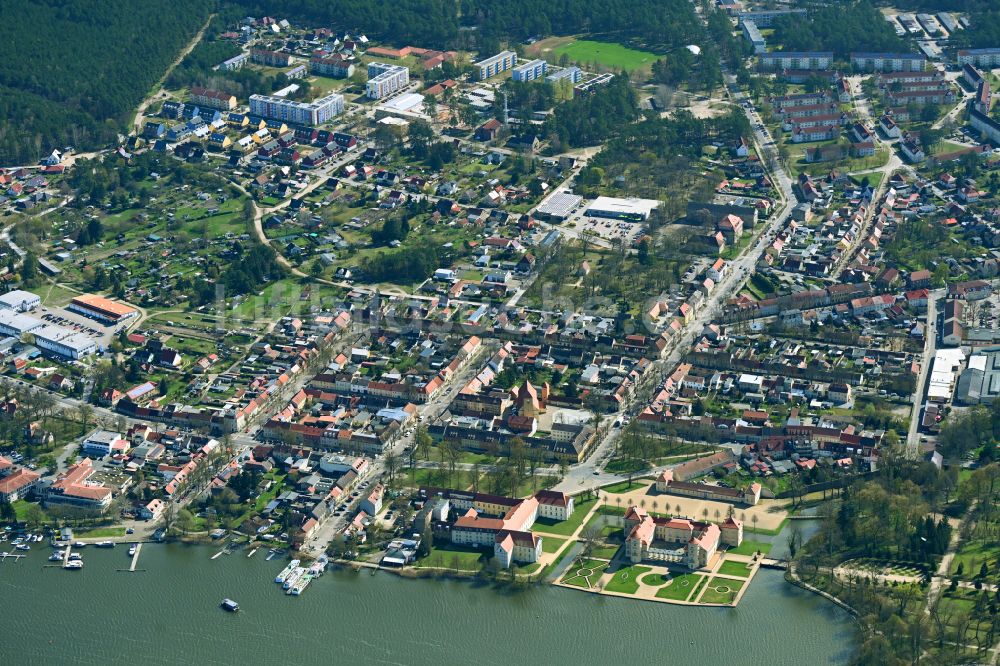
[771,1,908,59]
[238,0,706,54]
[952,8,1000,49]
[0,0,211,166]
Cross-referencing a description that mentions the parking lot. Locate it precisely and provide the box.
[34,304,122,350]
[567,213,647,244]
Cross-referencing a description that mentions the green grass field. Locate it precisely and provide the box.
[717,560,752,578]
[655,573,704,601]
[541,537,567,554]
[700,579,741,604]
[604,565,651,594]
[532,497,598,537]
[727,539,772,556]
[551,40,660,72]
[414,544,483,571]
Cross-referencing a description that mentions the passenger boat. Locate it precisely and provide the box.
[64,560,83,570]
[282,567,305,590]
[220,599,240,612]
[274,559,301,584]
[94,541,115,548]
[288,573,313,596]
[15,543,30,551]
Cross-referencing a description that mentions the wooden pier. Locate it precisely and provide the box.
[0,552,26,563]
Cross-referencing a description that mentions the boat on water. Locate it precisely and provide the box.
[220,599,240,612]
[283,567,305,590]
[15,543,30,551]
[48,552,63,562]
[288,573,313,596]
[94,541,115,549]
[307,554,328,577]
[69,553,82,561]
[128,545,137,557]
[274,559,301,584]
[74,542,87,548]
[33,535,43,542]
[64,560,83,570]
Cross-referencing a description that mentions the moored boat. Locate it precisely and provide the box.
[274,559,300,584]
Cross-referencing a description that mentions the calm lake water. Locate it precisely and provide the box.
[1,540,855,665]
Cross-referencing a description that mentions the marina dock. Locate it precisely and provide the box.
[0,552,26,563]
[129,543,142,571]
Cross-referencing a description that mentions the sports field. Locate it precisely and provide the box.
[546,39,660,72]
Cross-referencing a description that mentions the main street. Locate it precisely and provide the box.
[298,339,497,555]
[906,289,943,460]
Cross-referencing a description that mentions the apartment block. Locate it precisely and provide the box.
[512,59,548,82]
[476,51,517,80]
[249,92,345,125]
[366,62,410,99]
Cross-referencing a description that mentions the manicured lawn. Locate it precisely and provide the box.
[552,39,660,72]
[728,539,773,556]
[699,578,741,604]
[581,512,620,540]
[76,526,127,538]
[414,544,483,571]
[689,574,709,601]
[604,565,651,594]
[561,558,607,589]
[639,571,671,587]
[717,560,752,578]
[655,573,704,601]
[590,543,620,560]
[600,480,644,494]
[532,496,598,537]
[541,536,567,554]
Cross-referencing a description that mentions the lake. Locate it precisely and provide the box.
[0,540,855,665]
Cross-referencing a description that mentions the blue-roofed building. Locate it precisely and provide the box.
[161,101,185,119]
[143,122,166,139]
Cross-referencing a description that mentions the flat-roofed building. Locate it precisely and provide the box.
[851,52,926,72]
[0,290,40,312]
[69,294,138,325]
[585,196,660,221]
[476,51,517,80]
[33,325,98,359]
[249,92,345,125]
[545,66,582,85]
[0,310,44,337]
[512,59,547,82]
[536,191,583,220]
[957,48,1000,68]
[759,52,834,70]
[366,62,410,99]
[742,20,766,55]
[737,8,807,27]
